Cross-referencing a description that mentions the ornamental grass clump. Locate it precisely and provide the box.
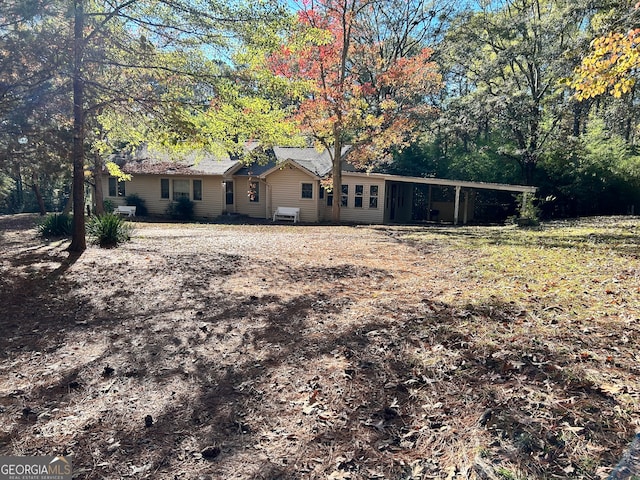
[38,213,73,237]
[87,213,132,248]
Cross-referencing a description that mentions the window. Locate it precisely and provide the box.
[172,179,190,200]
[225,181,234,205]
[319,186,325,199]
[369,185,379,208]
[249,180,260,202]
[160,179,169,199]
[193,180,202,201]
[301,182,313,199]
[354,184,363,208]
[108,177,125,197]
[341,184,348,207]
[327,192,333,206]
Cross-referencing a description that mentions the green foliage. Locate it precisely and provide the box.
[448,140,522,185]
[38,213,73,237]
[166,197,195,220]
[0,174,15,214]
[106,161,132,182]
[539,117,640,216]
[87,213,132,248]
[439,1,591,185]
[102,199,116,214]
[125,193,148,216]
[514,194,540,227]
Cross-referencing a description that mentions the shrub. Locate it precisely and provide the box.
[87,213,132,248]
[103,199,116,214]
[514,194,540,227]
[38,213,73,237]
[166,196,195,220]
[125,193,148,216]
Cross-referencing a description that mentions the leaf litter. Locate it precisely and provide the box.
[0,214,638,479]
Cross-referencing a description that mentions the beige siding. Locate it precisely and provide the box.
[196,177,225,218]
[318,175,385,224]
[233,177,268,219]
[265,166,319,222]
[102,174,225,218]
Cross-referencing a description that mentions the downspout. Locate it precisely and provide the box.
[221,180,226,215]
[315,179,320,222]
[265,181,270,220]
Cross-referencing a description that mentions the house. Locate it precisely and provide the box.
[103,146,537,225]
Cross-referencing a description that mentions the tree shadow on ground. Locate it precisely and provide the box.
[0,223,636,479]
[381,218,640,257]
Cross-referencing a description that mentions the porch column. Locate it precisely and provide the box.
[454,185,461,225]
[521,192,529,216]
[463,190,469,225]
[427,185,432,221]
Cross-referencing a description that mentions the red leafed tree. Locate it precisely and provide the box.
[268,0,442,222]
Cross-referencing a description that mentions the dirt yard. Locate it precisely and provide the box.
[0,215,638,479]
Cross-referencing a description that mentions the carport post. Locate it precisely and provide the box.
[463,190,469,225]
[522,192,529,216]
[454,185,461,225]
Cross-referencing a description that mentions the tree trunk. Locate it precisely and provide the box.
[523,153,536,186]
[30,173,46,215]
[331,127,342,223]
[572,102,582,137]
[94,154,104,215]
[68,0,86,253]
[13,166,25,213]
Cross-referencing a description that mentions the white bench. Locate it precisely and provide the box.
[113,205,136,217]
[272,206,300,223]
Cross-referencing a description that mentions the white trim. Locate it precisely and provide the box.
[344,171,537,194]
[354,184,364,208]
[300,181,314,200]
[260,159,322,180]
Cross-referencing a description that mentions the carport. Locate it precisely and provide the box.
[382,175,537,225]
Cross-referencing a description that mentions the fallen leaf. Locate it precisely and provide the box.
[600,383,624,395]
[328,471,351,479]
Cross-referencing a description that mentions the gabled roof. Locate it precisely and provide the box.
[109,146,238,176]
[273,147,333,176]
[108,144,356,179]
[234,146,353,178]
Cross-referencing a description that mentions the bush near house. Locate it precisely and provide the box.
[125,194,148,216]
[166,197,195,220]
[102,199,116,214]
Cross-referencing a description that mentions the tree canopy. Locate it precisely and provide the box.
[262,0,444,221]
[1,0,639,228]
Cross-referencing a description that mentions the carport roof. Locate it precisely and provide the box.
[344,171,537,193]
